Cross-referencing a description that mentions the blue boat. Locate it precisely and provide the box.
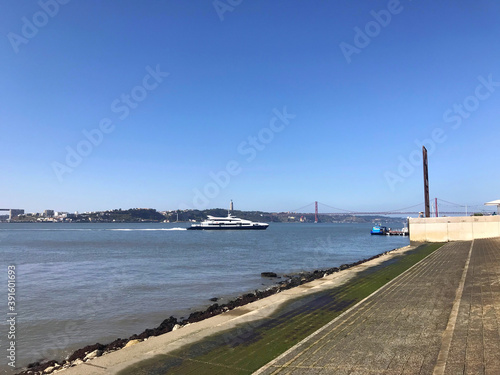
[371,224,388,235]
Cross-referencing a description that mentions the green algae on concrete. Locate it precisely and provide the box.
[118,243,442,375]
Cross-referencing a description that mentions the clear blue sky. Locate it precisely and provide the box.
[1,0,499,214]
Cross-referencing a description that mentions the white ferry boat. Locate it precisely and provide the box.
[188,214,269,230]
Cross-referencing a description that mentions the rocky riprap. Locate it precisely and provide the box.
[16,249,394,375]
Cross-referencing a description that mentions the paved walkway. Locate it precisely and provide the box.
[255,238,500,375]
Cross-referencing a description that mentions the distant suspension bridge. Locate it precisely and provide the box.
[288,199,495,219]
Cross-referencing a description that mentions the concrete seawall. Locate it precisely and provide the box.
[409,215,500,242]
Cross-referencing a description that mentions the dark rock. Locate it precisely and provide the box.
[19,360,58,375]
[261,272,278,278]
[290,276,301,287]
[209,297,218,302]
[106,338,128,352]
[158,316,178,331]
[128,316,178,340]
[68,343,106,362]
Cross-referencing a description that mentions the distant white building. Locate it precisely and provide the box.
[485,199,500,214]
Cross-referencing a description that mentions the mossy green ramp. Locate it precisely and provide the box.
[119,243,442,375]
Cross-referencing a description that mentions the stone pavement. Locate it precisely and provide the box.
[255,238,500,375]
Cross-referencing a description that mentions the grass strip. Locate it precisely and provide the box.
[119,243,442,375]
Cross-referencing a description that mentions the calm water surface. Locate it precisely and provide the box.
[0,221,408,369]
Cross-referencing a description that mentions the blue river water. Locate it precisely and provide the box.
[0,221,408,369]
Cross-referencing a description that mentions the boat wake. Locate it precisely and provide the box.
[0,228,188,232]
[108,228,187,231]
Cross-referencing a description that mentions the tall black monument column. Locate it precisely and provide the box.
[423,146,430,218]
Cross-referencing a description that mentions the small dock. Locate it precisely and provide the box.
[387,229,408,236]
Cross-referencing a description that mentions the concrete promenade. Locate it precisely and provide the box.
[255,238,500,374]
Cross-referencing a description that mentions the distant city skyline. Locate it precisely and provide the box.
[3,199,495,219]
[2,1,499,213]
